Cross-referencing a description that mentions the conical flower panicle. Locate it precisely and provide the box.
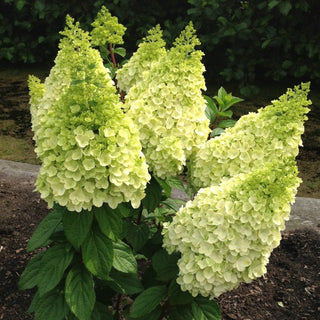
[29,16,150,212]
[116,25,166,94]
[163,158,301,298]
[188,83,311,190]
[124,22,210,179]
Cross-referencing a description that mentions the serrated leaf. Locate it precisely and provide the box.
[19,252,45,290]
[37,244,74,296]
[203,95,218,114]
[162,198,186,211]
[65,264,95,320]
[151,249,179,282]
[191,297,221,320]
[82,226,113,279]
[27,206,63,251]
[216,110,232,118]
[165,177,186,191]
[217,119,237,128]
[130,286,167,318]
[205,106,217,123]
[107,269,144,295]
[113,240,137,273]
[210,128,225,138]
[34,288,69,320]
[126,222,150,251]
[63,210,93,250]
[154,176,172,198]
[93,205,122,240]
[168,281,193,306]
[142,177,162,212]
[113,47,126,57]
[168,305,194,320]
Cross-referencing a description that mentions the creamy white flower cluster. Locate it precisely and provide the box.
[188,83,311,190]
[120,22,210,178]
[163,158,301,298]
[116,25,166,94]
[29,16,150,212]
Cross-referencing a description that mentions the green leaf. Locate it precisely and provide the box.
[93,205,122,240]
[165,177,186,192]
[142,177,163,212]
[268,0,279,9]
[82,226,113,279]
[279,1,292,15]
[65,264,95,320]
[210,128,225,138]
[19,252,45,290]
[203,95,218,113]
[205,106,217,123]
[127,306,162,320]
[126,221,150,251]
[37,244,74,296]
[63,209,93,250]
[191,297,221,320]
[91,302,113,320]
[216,110,232,118]
[107,269,144,295]
[112,240,137,273]
[113,47,126,57]
[217,119,237,128]
[27,206,63,251]
[151,249,179,282]
[168,281,193,306]
[130,286,167,318]
[154,176,172,198]
[168,305,194,320]
[161,198,185,212]
[34,288,69,320]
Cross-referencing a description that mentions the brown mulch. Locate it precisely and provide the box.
[0,172,319,320]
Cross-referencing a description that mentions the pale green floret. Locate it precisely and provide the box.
[125,22,210,179]
[116,25,166,94]
[163,158,301,298]
[91,5,126,46]
[188,83,311,190]
[30,17,150,212]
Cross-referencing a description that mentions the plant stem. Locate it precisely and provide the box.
[108,43,125,103]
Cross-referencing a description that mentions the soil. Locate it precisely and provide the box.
[0,70,320,319]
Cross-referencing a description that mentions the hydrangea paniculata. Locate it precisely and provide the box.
[188,83,311,190]
[163,158,301,298]
[116,25,166,94]
[29,16,150,212]
[123,22,210,178]
[91,6,126,47]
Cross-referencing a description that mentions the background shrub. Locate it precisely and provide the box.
[1,0,319,90]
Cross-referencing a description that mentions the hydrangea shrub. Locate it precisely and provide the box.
[21,5,311,320]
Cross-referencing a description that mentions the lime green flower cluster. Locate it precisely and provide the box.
[29,16,150,212]
[121,23,210,178]
[116,25,166,94]
[91,5,126,46]
[163,158,301,298]
[188,83,311,190]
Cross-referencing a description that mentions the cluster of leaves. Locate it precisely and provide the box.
[19,178,220,320]
[204,87,243,138]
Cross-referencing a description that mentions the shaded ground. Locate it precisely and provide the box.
[0,70,320,319]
